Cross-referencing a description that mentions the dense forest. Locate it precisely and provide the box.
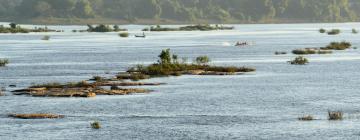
[0,0,359,24]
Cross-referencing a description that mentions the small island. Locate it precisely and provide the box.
[142,24,234,32]
[0,23,59,33]
[12,49,255,98]
[86,24,127,32]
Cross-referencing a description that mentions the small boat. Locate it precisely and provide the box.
[135,32,146,38]
[235,41,253,47]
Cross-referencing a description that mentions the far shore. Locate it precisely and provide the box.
[0,17,358,26]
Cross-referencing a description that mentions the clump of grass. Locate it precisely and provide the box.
[327,29,341,35]
[41,35,50,40]
[275,51,287,55]
[319,28,326,33]
[352,29,358,34]
[298,115,314,121]
[321,41,351,50]
[91,121,101,129]
[0,59,9,67]
[289,56,309,65]
[119,32,129,37]
[328,111,343,120]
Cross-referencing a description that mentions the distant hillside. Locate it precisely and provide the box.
[0,0,359,24]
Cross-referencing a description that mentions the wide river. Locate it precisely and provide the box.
[0,22,360,140]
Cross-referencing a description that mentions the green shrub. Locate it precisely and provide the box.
[352,29,358,34]
[319,28,326,33]
[119,32,129,37]
[289,56,309,65]
[321,41,351,50]
[144,24,234,31]
[87,24,127,32]
[327,29,341,35]
[328,111,343,120]
[91,121,101,129]
[195,56,210,65]
[127,49,255,77]
[0,59,9,67]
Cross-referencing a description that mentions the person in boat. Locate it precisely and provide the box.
[135,32,146,38]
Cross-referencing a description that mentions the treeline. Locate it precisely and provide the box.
[0,0,359,23]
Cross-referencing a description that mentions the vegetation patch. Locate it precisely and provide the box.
[0,59,9,67]
[327,29,341,35]
[86,24,127,32]
[0,23,58,33]
[125,49,255,79]
[352,29,358,34]
[9,114,64,119]
[319,28,326,33]
[298,115,314,121]
[320,41,352,50]
[143,24,234,32]
[328,111,343,120]
[119,32,129,37]
[289,56,309,65]
[91,121,101,129]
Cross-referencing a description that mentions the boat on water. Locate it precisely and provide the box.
[135,32,146,38]
[235,41,254,47]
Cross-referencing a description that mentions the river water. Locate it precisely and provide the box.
[0,22,360,139]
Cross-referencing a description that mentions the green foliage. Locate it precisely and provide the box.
[119,32,129,37]
[145,25,234,31]
[87,24,127,32]
[195,56,210,65]
[321,41,352,50]
[91,121,101,129]
[0,24,56,33]
[158,49,172,64]
[327,29,341,35]
[352,28,358,34]
[9,23,17,29]
[0,59,9,67]
[319,28,326,33]
[127,49,255,77]
[289,56,309,65]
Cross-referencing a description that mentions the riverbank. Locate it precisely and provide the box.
[2,17,357,25]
